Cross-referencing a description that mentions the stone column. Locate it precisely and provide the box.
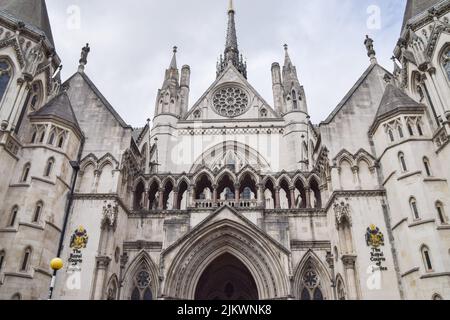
[93,256,111,300]
[172,188,179,210]
[275,187,281,209]
[257,183,264,208]
[305,187,311,208]
[189,185,196,208]
[144,188,150,209]
[352,166,360,189]
[289,187,296,209]
[212,185,218,206]
[342,255,358,300]
[158,188,164,210]
[234,183,240,203]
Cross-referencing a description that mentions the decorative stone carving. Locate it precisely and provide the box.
[102,200,118,230]
[212,86,249,118]
[334,200,351,228]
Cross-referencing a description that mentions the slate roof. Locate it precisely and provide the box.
[375,84,424,119]
[30,92,82,133]
[0,0,54,46]
[402,0,443,32]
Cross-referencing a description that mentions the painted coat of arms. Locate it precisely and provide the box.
[365,224,384,248]
[70,226,89,250]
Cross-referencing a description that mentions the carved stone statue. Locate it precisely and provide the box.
[364,35,376,57]
[79,43,90,65]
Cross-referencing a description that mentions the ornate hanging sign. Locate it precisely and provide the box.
[68,226,89,271]
[365,225,387,271]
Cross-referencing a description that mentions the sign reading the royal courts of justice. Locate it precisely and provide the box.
[68,226,89,272]
[365,225,388,272]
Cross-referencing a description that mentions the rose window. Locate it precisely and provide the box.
[213,86,249,118]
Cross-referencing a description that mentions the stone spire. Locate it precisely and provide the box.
[78,43,90,73]
[364,35,377,65]
[280,44,308,114]
[217,0,247,79]
[283,44,293,68]
[163,46,179,89]
[170,46,178,69]
[0,0,54,46]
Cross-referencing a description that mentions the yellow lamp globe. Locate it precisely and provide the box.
[50,258,63,271]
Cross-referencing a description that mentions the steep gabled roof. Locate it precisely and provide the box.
[375,84,424,119]
[0,0,54,46]
[64,72,131,129]
[30,91,82,134]
[401,0,443,32]
[321,63,393,125]
[370,83,425,133]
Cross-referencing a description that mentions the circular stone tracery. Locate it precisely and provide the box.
[213,86,249,118]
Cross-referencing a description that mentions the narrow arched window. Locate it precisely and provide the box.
[423,157,432,177]
[410,197,420,220]
[442,47,450,81]
[397,125,404,138]
[0,250,5,272]
[39,130,45,143]
[57,135,65,148]
[0,59,12,102]
[33,202,43,223]
[388,129,395,142]
[20,247,32,272]
[21,164,31,182]
[292,90,298,110]
[407,123,414,136]
[421,245,433,272]
[436,202,446,224]
[398,152,407,172]
[417,123,424,136]
[9,206,18,227]
[10,293,21,300]
[30,129,37,143]
[48,131,55,145]
[432,294,443,300]
[44,158,54,177]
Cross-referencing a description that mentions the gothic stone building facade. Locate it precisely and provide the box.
[0,0,449,300]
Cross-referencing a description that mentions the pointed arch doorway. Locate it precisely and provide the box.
[194,253,259,300]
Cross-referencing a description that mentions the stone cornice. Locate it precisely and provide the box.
[290,240,331,251]
[325,190,386,211]
[73,194,130,215]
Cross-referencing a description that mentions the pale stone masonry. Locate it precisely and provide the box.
[0,0,449,300]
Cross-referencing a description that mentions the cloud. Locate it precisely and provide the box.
[46,0,406,127]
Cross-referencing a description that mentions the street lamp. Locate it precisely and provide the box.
[48,160,80,299]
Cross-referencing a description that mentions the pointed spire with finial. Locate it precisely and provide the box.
[283,44,293,67]
[217,0,247,78]
[364,35,377,65]
[78,43,90,73]
[170,46,178,69]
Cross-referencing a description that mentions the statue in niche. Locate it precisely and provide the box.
[166,191,174,210]
[310,191,317,208]
[264,189,274,209]
[203,188,212,200]
[139,192,145,209]
[295,193,303,209]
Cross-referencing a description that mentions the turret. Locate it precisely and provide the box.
[271,62,283,113]
[154,47,183,121]
[180,65,191,117]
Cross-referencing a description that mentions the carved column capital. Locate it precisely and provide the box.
[341,254,357,269]
[96,256,112,270]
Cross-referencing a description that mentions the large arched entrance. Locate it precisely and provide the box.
[195,253,258,300]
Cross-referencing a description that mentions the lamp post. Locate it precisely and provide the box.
[48,160,81,299]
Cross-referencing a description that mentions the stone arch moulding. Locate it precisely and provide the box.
[161,207,291,300]
[293,249,333,300]
[121,250,159,300]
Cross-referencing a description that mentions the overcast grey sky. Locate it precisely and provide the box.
[46,0,406,128]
